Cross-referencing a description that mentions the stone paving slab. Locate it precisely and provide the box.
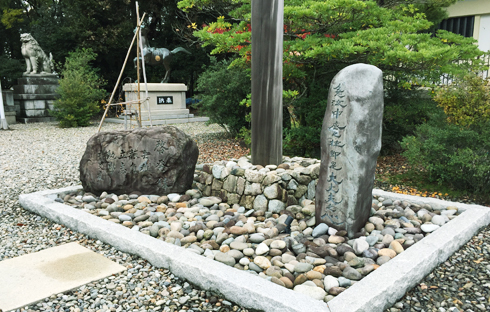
[0,242,126,312]
[19,186,490,312]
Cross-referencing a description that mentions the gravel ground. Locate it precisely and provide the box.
[385,226,490,312]
[0,122,250,312]
[0,121,489,312]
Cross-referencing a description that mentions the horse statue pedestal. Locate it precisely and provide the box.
[123,83,192,122]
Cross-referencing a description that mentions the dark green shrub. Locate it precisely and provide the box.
[51,48,106,128]
[381,85,440,154]
[0,55,23,89]
[194,57,251,136]
[282,80,330,158]
[402,114,490,198]
[282,81,437,157]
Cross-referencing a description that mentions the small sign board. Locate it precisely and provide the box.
[157,96,173,105]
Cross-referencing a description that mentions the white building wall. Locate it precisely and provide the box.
[478,14,490,52]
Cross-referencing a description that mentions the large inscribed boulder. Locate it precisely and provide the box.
[80,127,199,195]
[315,64,383,238]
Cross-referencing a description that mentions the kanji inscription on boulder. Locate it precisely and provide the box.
[80,127,199,195]
[315,64,384,238]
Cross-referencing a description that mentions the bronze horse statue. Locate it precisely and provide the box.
[134,28,191,83]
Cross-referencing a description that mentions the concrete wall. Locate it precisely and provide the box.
[446,0,490,52]
[447,0,490,17]
[478,14,490,52]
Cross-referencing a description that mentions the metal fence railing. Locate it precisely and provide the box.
[440,54,490,86]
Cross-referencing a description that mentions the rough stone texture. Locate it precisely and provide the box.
[223,175,238,192]
[269,199,285,213]
[264,183,282,199]
[195,157,319,208]
[315,64,383,237]
[80,127,198,195]
[253,195,268,211]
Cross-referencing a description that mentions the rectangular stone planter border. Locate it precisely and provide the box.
[19,186,490,312]
[19,185,329,312]
[328,189,490,312]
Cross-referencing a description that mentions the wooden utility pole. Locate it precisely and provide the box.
[251,0,284,166]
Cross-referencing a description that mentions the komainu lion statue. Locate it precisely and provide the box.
[20,33,55,75]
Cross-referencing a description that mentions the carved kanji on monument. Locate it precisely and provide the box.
[315,64,384,238]
[80,127,199,195]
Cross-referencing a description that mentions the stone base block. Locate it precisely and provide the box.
[14,75,59,120]
[17,117,56,124]
[5,111,16,124]
[123,83,188,119]
[142,109,190,119]
[118,109,192,121]
[2,90,14,106]
[14,84,58,95]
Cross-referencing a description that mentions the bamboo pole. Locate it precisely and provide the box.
[97,13,146,133]
[136,2,142,128]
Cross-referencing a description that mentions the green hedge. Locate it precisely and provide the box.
[50,48,106,128]
[194,57,251,136]
[402,114,490,198]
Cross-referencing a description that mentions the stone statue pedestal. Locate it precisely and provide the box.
[2,90,17,124]
[14,74,59,123]
[122,83,191,121]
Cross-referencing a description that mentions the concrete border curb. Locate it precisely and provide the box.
[19,186,330,312]
[19,187,490,312]
[329,190,490,311]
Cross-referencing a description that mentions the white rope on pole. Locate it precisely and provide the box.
[0,81,9,130]
[135,1,142,128]
[138,24,153,127]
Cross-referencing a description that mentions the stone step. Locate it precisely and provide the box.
[133,113,193,119]
[17,76,59,85]
[14,84,59,94]
[5,111,16,124]
[104,116,209,125]
[14,93,59,100]
[3,105,16,112]
[17,117,56,124]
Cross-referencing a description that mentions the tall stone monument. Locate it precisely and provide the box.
[14,33,58,123]
[251,0,283,166]
[315,64,383,238]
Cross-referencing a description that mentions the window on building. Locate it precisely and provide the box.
[436,16,475,38]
